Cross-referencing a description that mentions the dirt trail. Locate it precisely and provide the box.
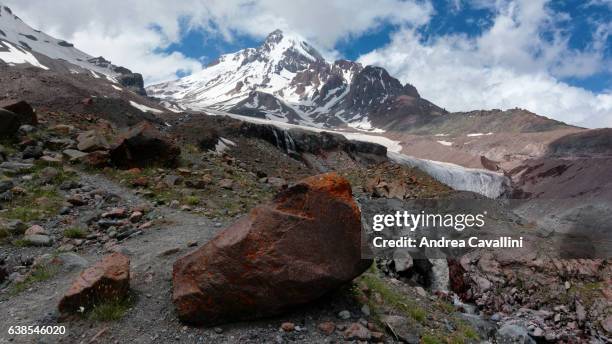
[0,172,361,344]
[0,172,224,343]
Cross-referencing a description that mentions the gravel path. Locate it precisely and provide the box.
[0,172,365,344]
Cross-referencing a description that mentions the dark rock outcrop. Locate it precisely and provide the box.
[117,73,146,96]
[110,122,180,168]
[172,173,371,325]
[0,109,20,138]
[238,121,387,162]
[1,101,36,125]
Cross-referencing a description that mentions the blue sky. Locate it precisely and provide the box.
[6,0,612,127]
[161,0,611,93]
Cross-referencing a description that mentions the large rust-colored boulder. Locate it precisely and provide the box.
[58,253,130,313]
[110,122,180,168]
[173,173,370,325]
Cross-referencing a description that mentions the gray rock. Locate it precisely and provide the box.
[45,138,75,151]
[163,174,183,186]
[496,324,536,344]
[58,253,88,271]
[39,167,59,184]
[0,190,13,202]
[266,177,287,189]
[491,313,503,322]
[381,315,420,344]
[62,149,88,162]
[5,219,26,235]
[457,313,495,338]
[24,234,53,246]
[0,179,14,193]
[18,124,37,135]
[415,286,427,297]
[393,250,413,273]
[338,310,351,320]
[22,145,43,159]
[76,130,110,152]
[0,161,34,173]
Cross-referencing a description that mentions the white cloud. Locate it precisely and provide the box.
[359,0,612,128]
[1,0,432,84]
[1,0,609,127]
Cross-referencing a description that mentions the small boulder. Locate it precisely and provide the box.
[102,208,127,219]
[0,109,20,138]
[25,224,47,236]
[2,100,37,125]
[21,145,43,159]
[344,323,370,341]
[318,321,336,335]
[83,150,110,168]
[110,122,180,168]
[280,322,295,332]
[77,130,110,152]
[24,234,52,246]
[381,315,421,344]
[62,149,88,162]
[496,324,536,344]
[58,253,130,313]
[172,173,370,325]
[218,178,233,190]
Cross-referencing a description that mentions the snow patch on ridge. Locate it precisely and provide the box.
[0,40,48,69]
[129,100,163,114]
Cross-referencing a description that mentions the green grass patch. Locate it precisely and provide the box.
[9,264,59,296]
[421,334,443,344]
[63,227,87,239]
[11,238,32,247]
[184,195,200,206]
[88,296,134,322]
[358,269,427,324]
[2,164,72,221]
[571,281,604,307]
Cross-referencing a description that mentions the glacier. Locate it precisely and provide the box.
[202,109,510,198]
[388,152,509,199]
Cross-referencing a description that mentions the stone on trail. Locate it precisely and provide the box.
[172,172,371,325]
[58,253,130,314]
[24,234,52,246]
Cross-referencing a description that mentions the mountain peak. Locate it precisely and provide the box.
[257,29,324,64]
[264,29,285,44]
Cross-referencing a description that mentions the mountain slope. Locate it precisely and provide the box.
[147,29,446,130]
[0,5,145,95]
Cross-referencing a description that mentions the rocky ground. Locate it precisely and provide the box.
[0,102,610,344]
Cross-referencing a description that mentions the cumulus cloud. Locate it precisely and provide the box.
[2,0,610,127]
[359,0,612,128]
[2,0,432,84]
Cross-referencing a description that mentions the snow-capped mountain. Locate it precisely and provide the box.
[0,5,146,95]
[147,29,445,131]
